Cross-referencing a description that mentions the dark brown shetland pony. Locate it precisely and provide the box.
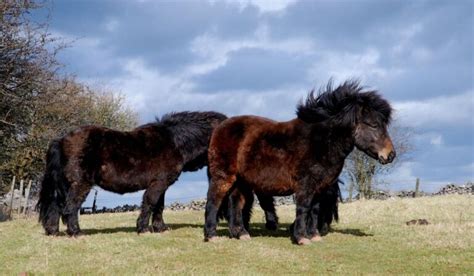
[205,80,395,245]
[37,111,227,236]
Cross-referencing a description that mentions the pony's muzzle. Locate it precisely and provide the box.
[377,137,395,164]
[378,150,396,164]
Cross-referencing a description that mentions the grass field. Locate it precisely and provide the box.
[0,194,473,275]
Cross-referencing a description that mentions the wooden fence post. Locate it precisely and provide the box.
[23,180,32,216]
[8,176,16,219]
[18,179,24,215]
[348,180,354,202]
[92,189,98,214]
[414,178,420,198]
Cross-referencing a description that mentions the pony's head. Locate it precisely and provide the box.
[296,80,395,164]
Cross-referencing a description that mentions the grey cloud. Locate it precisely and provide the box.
[192,48,312,92]
[46,0,261,74]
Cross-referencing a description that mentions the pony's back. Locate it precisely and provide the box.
[158,111,227,171]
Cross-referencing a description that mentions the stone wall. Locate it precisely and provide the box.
[433,183,473,196]
[7,182,470,216]
[365,182,473,201]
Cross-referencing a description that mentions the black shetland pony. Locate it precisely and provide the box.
[37,111,227,236]
[205,80,395,245]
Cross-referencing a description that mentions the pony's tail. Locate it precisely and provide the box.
[36,139,69,235]
[332,179,343,223]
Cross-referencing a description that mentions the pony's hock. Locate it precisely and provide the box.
[37,111,227,236]
[205,80,395,245]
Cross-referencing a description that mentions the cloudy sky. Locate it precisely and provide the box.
[36,0,473,206]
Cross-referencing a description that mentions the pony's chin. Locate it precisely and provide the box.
[378,156,394,165]
[358,148,380,161]
[378,158,389,165]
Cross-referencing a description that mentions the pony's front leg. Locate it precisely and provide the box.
[204,175,235,242]
[63,182,92,236]
[151,192,169,233]
[293,189,314,245]
[137,181,167,233]
[306,201,322,242]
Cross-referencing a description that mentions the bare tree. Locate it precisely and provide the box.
[1,0,60,191]
[0,1,138,193]
[1,78,138,188]
[1,0,62,128]
[343,122,414,200]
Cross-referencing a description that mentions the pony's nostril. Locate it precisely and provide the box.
[389,151,396,161]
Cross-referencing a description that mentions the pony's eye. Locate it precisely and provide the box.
[364,122,377,128]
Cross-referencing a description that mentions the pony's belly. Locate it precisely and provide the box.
[96,161,153,193]
[98,179,146,194]
[242,171,295,196]
[254,186,294,197]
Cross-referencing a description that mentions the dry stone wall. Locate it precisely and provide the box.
[2,183,469,217]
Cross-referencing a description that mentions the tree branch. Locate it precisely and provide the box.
[0,119,16,127]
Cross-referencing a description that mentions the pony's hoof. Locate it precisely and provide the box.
[45,230,59,236]
[67,230,83,237]
[137,227,151,234]
[205,236,220,242]
[310,235,322,242]
[297,238,311,245]
[239,234,251,241]
[319,223,329,236]
[152,225,170,233]
[265,222,278,231]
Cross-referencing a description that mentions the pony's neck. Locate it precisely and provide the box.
[309,122,355,164]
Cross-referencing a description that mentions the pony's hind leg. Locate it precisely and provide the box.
[137,180,169,233]
[62,182,92,236]
[228,185,252,239]
[241,189,255,232]
[204,175,236,241]
[43,203,61,236]
[151,192,169,233]
[293,188,315,245]
[307,201,322,242]
[256,193,279,231]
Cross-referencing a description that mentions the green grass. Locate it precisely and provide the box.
[1,194,473,274]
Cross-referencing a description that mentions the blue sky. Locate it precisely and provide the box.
[37,0,473,206]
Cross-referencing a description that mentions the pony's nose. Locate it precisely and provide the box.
[387,150,396,163]
[378,150,396,164]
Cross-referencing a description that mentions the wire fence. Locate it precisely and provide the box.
[0,176,35,220]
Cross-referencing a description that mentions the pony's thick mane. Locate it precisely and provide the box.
[156,111,227,165]
[296,80,392,126]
